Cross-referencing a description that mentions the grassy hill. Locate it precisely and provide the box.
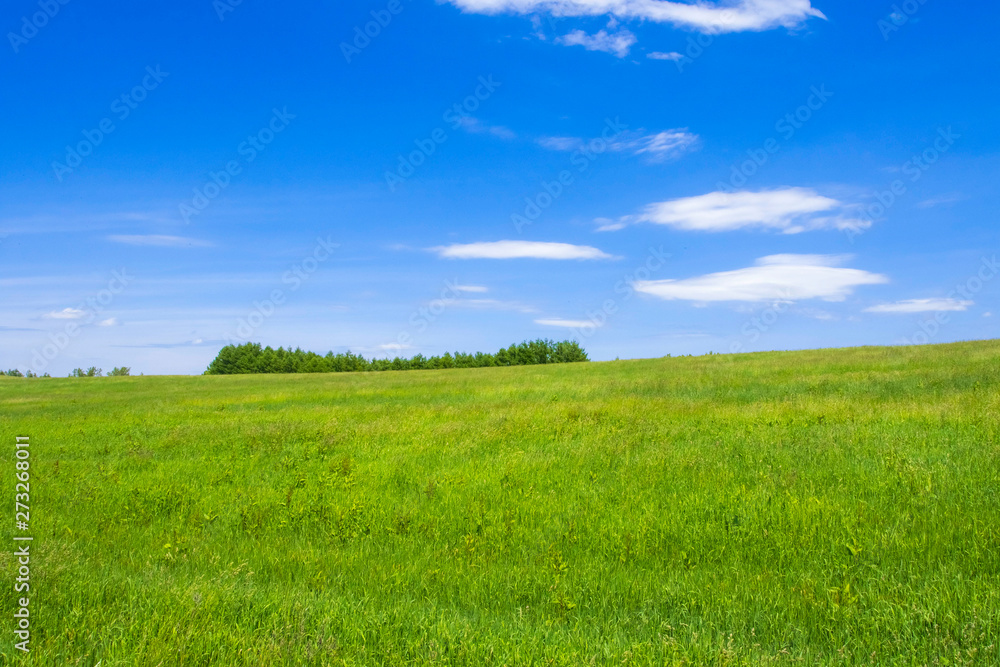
[2,341,999,665]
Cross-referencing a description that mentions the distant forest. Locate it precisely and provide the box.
[205,339,589,375]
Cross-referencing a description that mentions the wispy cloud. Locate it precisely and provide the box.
[593,218,628,232]
[453,284,489,293]
[97,317,119,327]
[44,307,86,320]
[377,343,413,352]
[107,235,213,248]
[601,188,870,233]
[538,128,698,163]
[647,51,684,61]
[455,299,538,313]
[113,339,224,349]
[433,240,615,260]
[456,116,517,140]
[556,29,636,57]
[635,254,889,303]
[0,210,177,235]
[865,298,974,314]
[800,307,838,321]
[453,114,697,164]
[444,0,826,34]
[917,193,965,209]
[537,137,585,151]
[633,130,700,162]
[535,318,599,328]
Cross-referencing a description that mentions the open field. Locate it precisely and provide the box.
[2,341,1000,665]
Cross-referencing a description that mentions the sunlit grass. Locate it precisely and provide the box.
[2,341,999,665]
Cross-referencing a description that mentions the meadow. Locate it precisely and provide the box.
[1,340,999,665]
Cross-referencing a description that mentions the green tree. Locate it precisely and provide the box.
[204,340,589,375]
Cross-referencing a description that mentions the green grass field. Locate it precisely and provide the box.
[2,341,999,665]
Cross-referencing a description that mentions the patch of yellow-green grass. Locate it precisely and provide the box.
[1,341,999,665]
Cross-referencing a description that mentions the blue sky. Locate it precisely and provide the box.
[1,0,997,375]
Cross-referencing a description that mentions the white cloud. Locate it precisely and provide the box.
[865,298,974,314]
[647,51,684,61]
[556,29,636,57]
[445,0,825,34]
[44,307,85,320]
[635,254,889,303]
[97,317,119,327]
[594,218,627,232]
[433,240,615,260]
[917,193,964,209]
[456,116,517,140]
[107,235,212,247]
[453,284,489,293]
[802,308,837,321]
[453,299,538,313]
[632,130,700,162]
[378,343,413,352]
[538,128,698,162]
[0,210,177,235]
[535,318,600,328]
[538,136,585,151]
[610,188,870,234]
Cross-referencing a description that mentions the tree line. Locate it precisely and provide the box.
[0,367,132,378]
[204,339,589,375]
